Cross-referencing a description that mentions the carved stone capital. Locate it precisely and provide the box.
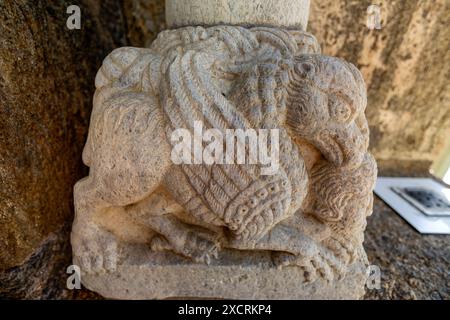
[72,10,376,299]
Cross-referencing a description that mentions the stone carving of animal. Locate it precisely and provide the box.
[72,26,375,283]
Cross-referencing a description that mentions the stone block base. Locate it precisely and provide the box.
[78,244,368,300]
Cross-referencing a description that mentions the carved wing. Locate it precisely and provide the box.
[155,26,309,242]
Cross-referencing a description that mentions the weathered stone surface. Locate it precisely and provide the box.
[72,18,376,298]
[81,244,368,299]
[166,0,311,30]
[308,0,450,165]
[0,0,129,290]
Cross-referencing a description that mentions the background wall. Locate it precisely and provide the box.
[0,0,129,298]
[309,0,450,173]
[0,0,449,298]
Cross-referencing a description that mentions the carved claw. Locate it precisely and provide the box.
[272,246,347,284]
[150,231,220,265]
[272,252,319,283]
[310,254,335,282]
[183,231,220,264]
[320,248,347,281]
[324,236,357,265]
[149,234,173,251]
[74,227,119,274]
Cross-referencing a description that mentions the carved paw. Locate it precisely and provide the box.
[324,236,357,265]
[150,231,220,265]
[272,252,318,283]
[181,231,220,264]
[73,227,119,274]
[272,247,346,283]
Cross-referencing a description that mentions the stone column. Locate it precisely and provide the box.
[166,0,310,30]
[72,0,376,299]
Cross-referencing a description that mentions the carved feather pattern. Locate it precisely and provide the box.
[93,26,314,243]
[150,26,312,243]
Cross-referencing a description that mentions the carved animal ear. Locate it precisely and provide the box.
[295,60,316,78]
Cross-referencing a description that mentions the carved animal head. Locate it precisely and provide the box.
[285,55,369,168]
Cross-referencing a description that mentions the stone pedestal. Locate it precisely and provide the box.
[80,244,368,300]
[72,0,376,300]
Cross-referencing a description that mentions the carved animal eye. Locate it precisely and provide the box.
[328,96,352,123]
[295,61,315,78]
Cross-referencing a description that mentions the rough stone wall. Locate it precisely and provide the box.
[308,0,450,170]
[122,0,166,47]
[0,0,129,298]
